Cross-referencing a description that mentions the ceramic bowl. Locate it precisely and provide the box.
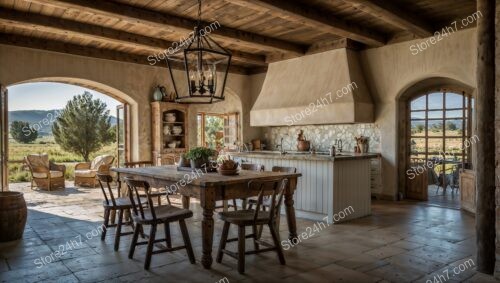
[167,142,176,148]
[172,126,183,135]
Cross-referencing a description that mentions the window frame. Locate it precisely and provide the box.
[408,90,473,171]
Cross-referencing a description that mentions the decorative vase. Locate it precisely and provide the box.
[297,140,310,151]
[358,143,367,153]
[153,86,165,101]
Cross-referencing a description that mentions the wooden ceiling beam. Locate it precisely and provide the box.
[306,38,364,55]
[228,0,386,47]
[342,0,434,38]
[0,8,267,66]
[23,0,306,55]
[0,33,250,75]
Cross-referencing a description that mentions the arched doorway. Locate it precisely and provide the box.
[397,78,476,209]
[0,78,136,191]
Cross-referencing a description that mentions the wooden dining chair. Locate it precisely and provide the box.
[248,166,297,238]
[124,177,195,270]
[97,173,135,251]
[216,178,288,274]
[238,164,264,209]
[124,161,171,205]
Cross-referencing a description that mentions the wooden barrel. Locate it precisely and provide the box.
[0,192,27,242]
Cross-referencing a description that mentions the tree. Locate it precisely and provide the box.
[52,92,114,162]
[416,124,424,133]
[446,121,458,131]
[204,116,224,149]
[10,121,38,143]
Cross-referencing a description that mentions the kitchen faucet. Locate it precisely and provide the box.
[236,142,249,152]
[335,139,343,152]
[276,137,287,155]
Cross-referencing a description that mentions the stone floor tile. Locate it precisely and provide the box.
[364,245,407,259]
[0,182,497,283]
[285,263,381,283]
[366,262,424,283]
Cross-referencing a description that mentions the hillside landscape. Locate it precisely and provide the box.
[8,109,118,136]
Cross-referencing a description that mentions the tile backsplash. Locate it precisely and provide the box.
[264,124,381,153]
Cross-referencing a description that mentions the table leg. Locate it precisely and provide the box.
[201,187,215,269]
[284,178,298,241]
[182,196,190,209]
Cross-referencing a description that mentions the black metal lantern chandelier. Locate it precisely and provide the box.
[166,0,231,104]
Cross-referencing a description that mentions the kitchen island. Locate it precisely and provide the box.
[230,151,379,223]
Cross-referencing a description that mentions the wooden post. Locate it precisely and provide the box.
[476,0,496,274]
[495,0,500,278]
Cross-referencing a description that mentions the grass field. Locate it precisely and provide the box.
[8,136,116,183]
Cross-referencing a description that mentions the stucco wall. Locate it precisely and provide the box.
[360,28,477,199]
[0,28,477,200]
[0,44,260,160]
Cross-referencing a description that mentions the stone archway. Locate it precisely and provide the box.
[6,77,139,162]
[9,77,136,105]
[395,77,476,199]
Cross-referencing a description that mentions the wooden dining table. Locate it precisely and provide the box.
[111,166,301,269]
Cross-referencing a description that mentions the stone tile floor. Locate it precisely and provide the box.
[1,182,499,283]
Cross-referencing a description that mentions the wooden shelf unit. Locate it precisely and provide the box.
[151,102,189,165]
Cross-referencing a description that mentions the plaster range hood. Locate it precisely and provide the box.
[250,49,374,126]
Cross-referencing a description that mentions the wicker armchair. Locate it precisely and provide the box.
[25,154,66,191]
[74,155,115,187]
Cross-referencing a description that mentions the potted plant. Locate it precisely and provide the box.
[178,153,190,167]
[185,147,216,169]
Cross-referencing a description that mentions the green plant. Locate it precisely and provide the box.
[185,147,216,161]
[10,121,38,143]
[52,91,114,162]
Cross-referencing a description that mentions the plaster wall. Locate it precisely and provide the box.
[0,28,477,200]
[360,28,477,199]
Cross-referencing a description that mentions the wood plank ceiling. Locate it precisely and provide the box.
[0,0,477,74]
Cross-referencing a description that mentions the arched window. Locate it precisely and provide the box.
[409,90,474,171]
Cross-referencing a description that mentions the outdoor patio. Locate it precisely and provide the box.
[0,182,495,283]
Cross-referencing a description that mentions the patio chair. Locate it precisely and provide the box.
[25,154,66,191]
[75,155,115,187]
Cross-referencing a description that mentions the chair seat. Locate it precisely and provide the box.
[103,197,133,208]
[218,209,271,225]
[33,170,64,178]
[75,169,97,178]
[132,205,193,224]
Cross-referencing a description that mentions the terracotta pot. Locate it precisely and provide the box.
[297,140,310,151]
[0,192,27,242]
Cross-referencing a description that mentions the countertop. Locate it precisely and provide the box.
[229,151,380,161]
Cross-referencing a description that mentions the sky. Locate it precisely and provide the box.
[8,82,121,115]
[411,92,465,110]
